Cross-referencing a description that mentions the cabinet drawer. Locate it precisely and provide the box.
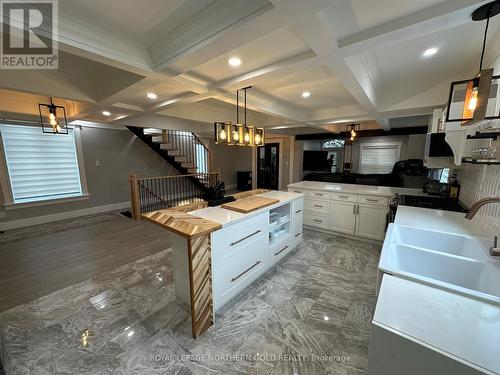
[331,192,357,202]
[269,236,293,266]
[358,194,388,206]
[307,190,330,200]
[212,212,268,259]
[304,212,329,229]
[213,235,268,309]
[304,198,329,215]
[292,198,304,216]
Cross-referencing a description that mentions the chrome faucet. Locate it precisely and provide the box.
[464,197,500,257]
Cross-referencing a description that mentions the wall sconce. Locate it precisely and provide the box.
[38,97,69,134]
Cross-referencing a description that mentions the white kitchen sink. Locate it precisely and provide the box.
[380,224,500,305]
[390,225,486,261]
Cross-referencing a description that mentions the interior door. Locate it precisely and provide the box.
[257,143,279,190]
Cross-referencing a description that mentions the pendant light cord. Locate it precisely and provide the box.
[244,88,247,128]
[236,89,239,124]
[479,12,491,71]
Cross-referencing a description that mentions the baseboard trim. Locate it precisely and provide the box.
[0,201,131,231]
[303,224,384,245]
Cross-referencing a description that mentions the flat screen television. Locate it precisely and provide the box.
[303,150,328,171]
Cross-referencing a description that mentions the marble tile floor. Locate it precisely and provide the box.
[0,229,381,375]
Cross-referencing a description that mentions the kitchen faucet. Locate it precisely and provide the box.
[465,197,500,257]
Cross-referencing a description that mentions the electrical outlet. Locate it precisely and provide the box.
[95,160,101,167]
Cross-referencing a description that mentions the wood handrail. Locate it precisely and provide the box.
[137,172,218,181]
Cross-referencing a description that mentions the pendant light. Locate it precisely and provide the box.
[346,123,360,141]
[446,1,500,124]
[38,97,69,134]
[214,86,264,146]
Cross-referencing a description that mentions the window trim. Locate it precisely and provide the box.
[359,141,402,174]
[0,124,89,209]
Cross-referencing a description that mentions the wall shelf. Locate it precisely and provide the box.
[466,132,499,140]
[462,157,500,165]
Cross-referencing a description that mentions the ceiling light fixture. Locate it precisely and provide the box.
[423,47,438,57]
[228,57,242,67]
[346,123,360,142]
[147,92,157,100]
[446,1,500,124]
[214,86,264,147]
[38,97,69,134]
[302,91,311,98]
[102,111,111,116]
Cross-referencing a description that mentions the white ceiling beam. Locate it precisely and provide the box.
[207,50,316,91]
[337,0,488,56]
[285,8,391,130]
[148,0,274,70]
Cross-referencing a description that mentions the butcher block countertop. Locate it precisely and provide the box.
[142,208,221,238]
[141,189,278,239]
[221,196,279,213]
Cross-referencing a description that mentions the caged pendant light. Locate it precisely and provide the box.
[446,1,500,124]
[214,86,264,146]
[38,97,69,134]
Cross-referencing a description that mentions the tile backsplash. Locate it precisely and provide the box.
[458,163,500,235]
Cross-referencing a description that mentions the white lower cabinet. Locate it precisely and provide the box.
[212,197,304,310]
[289,187,388,241]
[330,201,356,235]
[355,203,388,240]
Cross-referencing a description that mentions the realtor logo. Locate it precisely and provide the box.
[1,0,58,69]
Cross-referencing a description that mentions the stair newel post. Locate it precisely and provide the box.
[129,174,141,220]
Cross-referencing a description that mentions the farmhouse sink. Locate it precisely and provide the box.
[380,224,500,305]
[390,225,486,261]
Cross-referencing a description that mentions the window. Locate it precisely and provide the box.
[360,142,402,174]
[0,124,84,204]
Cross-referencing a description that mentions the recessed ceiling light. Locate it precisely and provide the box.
[423,47,438,57]
[147,92,157,100]
[228,57,242,67]
[302,91,311,98]
[102,111,111,116]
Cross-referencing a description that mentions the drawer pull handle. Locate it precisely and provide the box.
[295,209,302,214]
[231,261,261,282]
[230,230,262,246]
[314,193,323,196]
[294,232,301,238]
[313,219,322,223]
[275,245,289,256]
[366,198,378,202]
[313,204,323,208]
[339,195,349,199]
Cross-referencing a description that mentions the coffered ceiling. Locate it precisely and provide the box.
[0,0,498,135]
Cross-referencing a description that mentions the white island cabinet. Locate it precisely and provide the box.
[190,191,304,311]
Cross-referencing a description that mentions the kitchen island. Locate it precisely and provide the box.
[143,190,304,338]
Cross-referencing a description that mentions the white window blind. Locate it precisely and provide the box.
[360,143,401,174]
[0,124,82,204]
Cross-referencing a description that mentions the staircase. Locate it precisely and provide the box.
[127,126,212,190]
